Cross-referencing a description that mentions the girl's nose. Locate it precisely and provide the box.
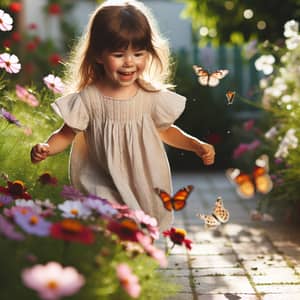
[124,54,134,66]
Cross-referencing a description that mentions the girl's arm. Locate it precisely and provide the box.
[31,124,76,163]
[159,125,215,165]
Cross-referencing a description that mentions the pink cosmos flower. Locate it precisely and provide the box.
[116,263,141,298]
[136,232,167,267]
[248,139,261,150]
[0,194,13,207]
[131,210,159,240]
[232,143,250,159]
[61,185,85,200]
[0,9,13,31]
[15,84,39,106]
[232,140,261,159]
[0,53,21,73]
[14,211,51,237]
[22,261,85,300]
[43,74,64,94]
[0,214,25,241]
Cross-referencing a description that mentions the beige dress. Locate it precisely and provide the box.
[51,84,186,230]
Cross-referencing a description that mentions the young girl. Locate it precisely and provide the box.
[31,0,215,231]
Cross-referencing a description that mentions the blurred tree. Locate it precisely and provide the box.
[179,0,300,45]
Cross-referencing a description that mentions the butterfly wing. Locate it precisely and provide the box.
[208,69,229,87]
[193,65,204,75]
[226,168,255,199]
[213,197,230,223]
[253,155,273,194]
[226,91,236,105]
[171,185,194,211]
[197,213,221,229]
[193,65,210,86]
[154,188,173,211]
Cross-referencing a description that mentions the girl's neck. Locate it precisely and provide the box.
[95,81,139,100]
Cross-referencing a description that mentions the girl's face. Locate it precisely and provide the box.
[98,45,149,88]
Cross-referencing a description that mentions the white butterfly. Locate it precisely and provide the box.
[197,196,230,228]
[193,65,229,87]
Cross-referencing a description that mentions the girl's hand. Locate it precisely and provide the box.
[30,143,50,164]
[192,140,215,165]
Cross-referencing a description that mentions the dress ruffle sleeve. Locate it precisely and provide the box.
[152,89,186,130]
[51,92,89,131]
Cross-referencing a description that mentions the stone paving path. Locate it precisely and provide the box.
[157,172,300,300]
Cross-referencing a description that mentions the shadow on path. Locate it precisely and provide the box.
[158,172,300,300]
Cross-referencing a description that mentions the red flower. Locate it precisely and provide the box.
[11,31,21,42]
[28,23,38,30]
[9,2,22,13]
[26,41,38,52]
[3,39,11,49]
[49,53,61,65]
[38,172,58,186]
[48,3,62,15]
[0,180,31,200]
[163,227,192,250]
[50,219,95,244]
[107,217,141,242]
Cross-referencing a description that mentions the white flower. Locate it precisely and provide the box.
[43,74,65,94]
[21,261,85,300]
[0,9,13,31]
[83,197,117,217]
[265,126,279,139]
[284,20,299,38]
[15,199,43,214]
[259,78,269,89]
[0,53,21,74]
[286,35,300,50]
[254,55,275,75]
[281,95,292,103]
[58,200,92,219]
[275,128,298,158]
[35,199,56,210]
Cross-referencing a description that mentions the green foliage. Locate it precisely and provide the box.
[168,48,239,170]
[179,0,300,45]
[229,19,300,223]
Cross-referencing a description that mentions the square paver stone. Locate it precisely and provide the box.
[256,284,300,294]
[193,276,255,294]
[187,243,234,256]
[189,255,240,268]
[250,267,300,284]
[167,254,189,269]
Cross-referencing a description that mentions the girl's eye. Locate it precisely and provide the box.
[134,52,146,57]
[112,53,124,58]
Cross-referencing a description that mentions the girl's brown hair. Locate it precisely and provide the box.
[63,0,173,93]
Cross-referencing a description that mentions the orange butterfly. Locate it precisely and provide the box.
[193,65,229,87]
[197,196,230,228]
[154,185,194,211]
[226,90,236,105]
[226,154,273,199]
